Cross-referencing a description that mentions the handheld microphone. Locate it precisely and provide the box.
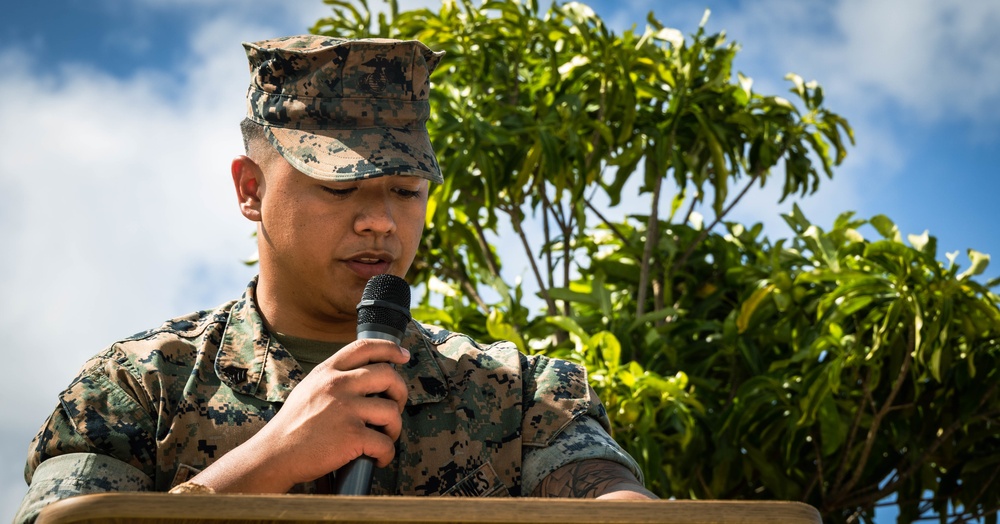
[333,274,411,496]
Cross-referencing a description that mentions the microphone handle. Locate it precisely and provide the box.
[333,457,374,495]
[332,328,402,495]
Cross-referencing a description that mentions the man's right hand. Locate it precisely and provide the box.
[180,338,411,494]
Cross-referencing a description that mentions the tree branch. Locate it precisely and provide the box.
[961,460,1000,521]
[838,330,914,499]
[652,263,665,319]
[541,191,555,291]
[681,187,698,226]
[833,368,871,492]
[472,215,501,279]
[837,385,1000,513]
[636,172,663,318]
[507,204,558,315]
[669,140,791,277]
[669,167,761,277]
[584,196,630,245]
[436,259,491,313]
[804,429,826,506]
[873,399,1000,502]
[411,242,490,314]
[562,197,575,317]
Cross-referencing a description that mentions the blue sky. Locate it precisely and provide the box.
[1,0,998,521]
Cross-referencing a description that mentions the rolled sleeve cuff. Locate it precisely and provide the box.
[521,416,643,496]
[15,453,153,524]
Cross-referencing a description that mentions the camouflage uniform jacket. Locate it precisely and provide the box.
[17,279,639,522]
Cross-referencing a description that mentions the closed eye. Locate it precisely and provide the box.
[321,186,356,197]
[394,187,424,199]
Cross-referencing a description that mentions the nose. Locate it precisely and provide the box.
[354,195,397,236]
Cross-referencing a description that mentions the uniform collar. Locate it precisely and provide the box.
[215,277,448,405]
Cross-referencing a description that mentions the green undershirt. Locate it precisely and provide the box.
[271,332,346,376]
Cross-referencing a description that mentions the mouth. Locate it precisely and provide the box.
[345,253,394,279]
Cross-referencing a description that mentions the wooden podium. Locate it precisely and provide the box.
[36,493,822,523]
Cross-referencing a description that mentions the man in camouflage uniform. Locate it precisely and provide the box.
[16,35,653,523]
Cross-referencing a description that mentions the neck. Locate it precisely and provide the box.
[254,275,358,343]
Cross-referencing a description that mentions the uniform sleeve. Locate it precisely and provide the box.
[14,453,153,524]
[521,416,643,495]
[521,354,595,446]
[26,351,158,477]
[519,354,643,495]
[18,350,159,522]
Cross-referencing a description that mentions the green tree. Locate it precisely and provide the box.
[312,1,1000,522]
[566,208,1000,523]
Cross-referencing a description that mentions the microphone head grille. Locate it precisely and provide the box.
[357,274,411,332]
[361,274,411,305]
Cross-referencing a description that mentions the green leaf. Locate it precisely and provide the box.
[698,8,711,28]
[547,287,599,306]
[870,214,902,242]
[958,249,990,280]
[411,305,454,326]
[797,369,830,426]
[782,203,812,233]
[863,239,913,261]
[560,1,597,24]
[928,344,943,382]
[629,307,680,330]
[737,284,775,334]
[907,230,929,252]
[946,250,960,268]
[803,224,840,272]
[786,73,805,98]
[818,394,846,456]
[589,331,622,372]
[486,308,527,352]
[653,27,684,48]
[545,315,591,349]
[744,444,792,498]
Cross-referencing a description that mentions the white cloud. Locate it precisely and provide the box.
[705,0,1000,125]
[830,0,1000,123]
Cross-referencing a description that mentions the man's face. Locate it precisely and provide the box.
[253,155,428,328]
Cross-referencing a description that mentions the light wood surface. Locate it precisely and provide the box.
[36,493,822,524]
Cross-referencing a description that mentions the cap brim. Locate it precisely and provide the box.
[265,127,442,183]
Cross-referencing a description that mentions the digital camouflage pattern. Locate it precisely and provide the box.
[17,278,639,523]
[244,35,444,183]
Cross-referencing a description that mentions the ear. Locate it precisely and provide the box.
[232,155,263,222]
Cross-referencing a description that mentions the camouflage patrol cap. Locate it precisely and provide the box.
[243,35,444,183]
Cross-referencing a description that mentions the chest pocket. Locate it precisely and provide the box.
[441,462,511,497]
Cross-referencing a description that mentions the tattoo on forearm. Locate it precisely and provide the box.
[531,459,647,498]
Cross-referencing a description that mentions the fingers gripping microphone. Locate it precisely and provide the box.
[333,274,411,496]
